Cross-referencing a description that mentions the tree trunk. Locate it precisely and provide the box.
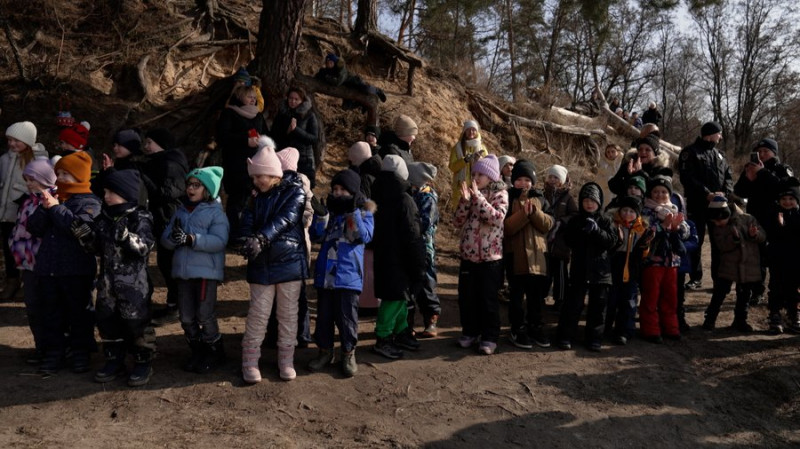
[397,0,416,47]
[505,0,518,102]
[353,0,378,35]
[254,0,308,113]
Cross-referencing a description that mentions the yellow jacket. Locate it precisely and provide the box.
[448,135,488,208]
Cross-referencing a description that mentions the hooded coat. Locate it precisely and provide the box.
[709,205,766,283]
[270,98,319,178]
[503,189,553,276]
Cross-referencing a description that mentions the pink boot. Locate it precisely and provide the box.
[242,347,262,384]
[277,345,296,381]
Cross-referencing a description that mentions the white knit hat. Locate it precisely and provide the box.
[381,154,409,181]
[348,141,372,166]
[6,121,37,148]
[463,120,480,132]
[547,165,568,184]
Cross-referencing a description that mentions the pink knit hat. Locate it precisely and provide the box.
[348,141,372,166]
[247,143,283,178]
[471,154,500,182]
[276,147,299,171]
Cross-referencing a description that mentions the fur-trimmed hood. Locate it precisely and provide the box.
[621,148,671,171]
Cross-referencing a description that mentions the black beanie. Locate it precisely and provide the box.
[145,128,175,151]
[701,121,722,137]
[105,169,141,205]
[755,138,778,155]
[778,177,800,202]
[636,134,661,155]
[511,159,536,184]
[648,174,673,196]
[617,195,642,215]
[579,182,603,209]
[364,125,381,140]
[331,169,362,197]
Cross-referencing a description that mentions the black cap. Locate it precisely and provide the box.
[701,121,722,137]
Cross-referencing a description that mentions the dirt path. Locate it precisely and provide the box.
[1,232,799,448]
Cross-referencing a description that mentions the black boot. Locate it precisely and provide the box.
[128,349,154,387]
[196,337,226,374]
[95,343,126,383]
[38,350,65,375]
[71,349,91,374]
[182,339,205,373]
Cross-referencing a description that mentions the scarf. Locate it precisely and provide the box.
[55,180,92,201]
[227,104,259,120]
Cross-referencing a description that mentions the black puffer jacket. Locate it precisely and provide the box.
[371,171,425,301]
[271,98,319,177]
[563,209,619,285]
[140,148,189,232]
[216,105,267,185]
[240,171,308,286]
[678,138,734,210]
[734,157,793,228]
[377,130,414,164]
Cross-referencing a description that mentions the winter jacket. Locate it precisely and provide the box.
[671,192,699,274]
[504,189,552,276]
[0,146,48,222]
[678,137,734,210]
[377,131,414,164]
[88,205,155,320]
[454,179,508,263]
[708,206,765,283]
[313,204,375,292]
[448,136,488,207]
[608,211,648,283]
[768,207,800,278]
[8,189,54,271]
[350,155,382,199]
[640,199,690,268]
[141,148,189,232]
[239,171,308,285]
[271,98,319,176]
[371,171,425,300]
[733,157,793,228]
[27,192,101,277]
[563,210,619,285]
[608,148,672,198]
[216,105,267,184]
[642,107,662,126]
[161,200,229,282]
[542,186,578,260]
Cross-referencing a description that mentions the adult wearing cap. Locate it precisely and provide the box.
[733,138,793,304]
[678,121,733,289]
[378,114,418,164]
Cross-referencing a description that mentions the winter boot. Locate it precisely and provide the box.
[307,348,334,372]
[196,337,226,374]
[182,339,205,372]
[341,349,357,378]
[277,345,296,381]
[94,343,126,383]
[0,277,20,301]
[38,350,65,375]
[394,327,420,351]
[373,336,403,359]
[241,347,262,384]
[702,310,718,331]
[418,314,439,339]
[127,349,154,387]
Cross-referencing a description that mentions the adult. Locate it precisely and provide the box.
[216,84,267,232]
[642,102,662,126]
[313,53,387,107]
[377,114,418,164]
[678,121,733,289]
[270,86,320,188]
[607,133,671,198]
[448,120,488,207]
[733,138,793,302]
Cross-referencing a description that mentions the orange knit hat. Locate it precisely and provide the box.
[55,150,93,183]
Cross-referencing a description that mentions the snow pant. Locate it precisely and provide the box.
[242,281,301,350]
[606,280,638,339]
[556,282,609,346]
[375,292,411,339]
[39,274,96,355]
[96,301,156,354]
[156,241,178,307]
[21,270,44,351]
[677,271,687,324]
[639,266,679,338]
[0,222,18,279]
[177,278,220,343]
[546,255,569,311]
[458,259,503,343]
[704,278,755,324]
[314,288,360,352]
[267,281,311,345]
[508,270,548,332]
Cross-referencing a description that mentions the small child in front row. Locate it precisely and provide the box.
[542,165,578,312]
[555,182,619,351]
[503,159,553,349]
[161,167,229,374]
[702,195,765,332]
[767,178,800,334]
[73,169,156,386]
[308,169,375,377]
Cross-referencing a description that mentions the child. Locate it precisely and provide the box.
[555,182,619,351]
[9,159,56,363]
[497,155,516,188]
[605,175,646,211]
[448,120,488,207]
[605,196,649,344]
[406,161,441,338]
[74,169,156,386]
[161,167,229,373]
[672,192,699,332]
[371,155,425,359]
[454,155,508,355]
[308,169,375,377]
[27,151,101,374]
[639,174,690,343]
[239,137,307,383]
[348,141,382,199]
[702,195,765,332]
[503,159,553,349]
[2,121,47,300]
[767,178,800,333]
[542,165,578,312]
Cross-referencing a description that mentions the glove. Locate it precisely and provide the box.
[115,217,129,242]
[170,218,193,247]
[240,234,266,259]
[70,219,94,246]
[583,217,599,234]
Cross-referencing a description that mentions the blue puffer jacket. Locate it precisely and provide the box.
[313,208,375,292]
[161,200,229,282]
[240,171,308,285]
[27,193,102,277]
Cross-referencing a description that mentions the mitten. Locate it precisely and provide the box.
[582,217,599,233]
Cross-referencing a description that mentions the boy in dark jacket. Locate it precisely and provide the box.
[555,182,620,351]
[766,178,800,334]
[74,169,157,386]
